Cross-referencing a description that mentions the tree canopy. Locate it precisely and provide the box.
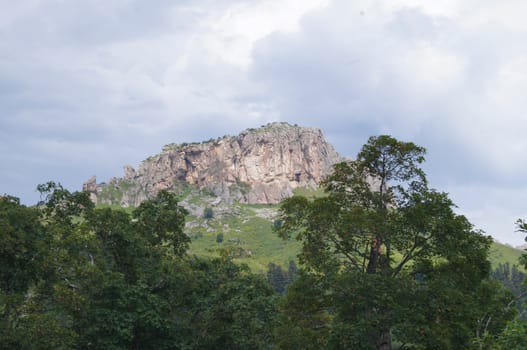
[275,135,514,349]
[0,185,278,349]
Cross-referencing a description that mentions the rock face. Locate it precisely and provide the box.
[84,122,342,206]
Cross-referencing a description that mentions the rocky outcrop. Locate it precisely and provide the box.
[84,122,342,206]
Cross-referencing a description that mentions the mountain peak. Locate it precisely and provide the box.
[84,123,342,206]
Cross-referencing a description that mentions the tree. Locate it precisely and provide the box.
[26,186,192,349]
[516,219,527,270]
[5,184,279,349]
[0,187,85,349]
[132,190,189,256]
[276,135,511,349]
[491,263,526,318]
[267,261,298,293]
[173,257,279,349]
[0,195,53,348]
[203,206,214,220]
[494,319,527,349]
[275,270,331,350]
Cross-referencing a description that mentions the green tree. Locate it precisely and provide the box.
[487,220,527,349]
[276,135,511,350]
[27,186,191,349]
[491,263,526,318]
[493,319,527,349]
[203,206,214,220]
[10,184,279,349]
[0,196,47,348]
[516,219,527,270]
[132,190,189,256]
[266,261,297,294]
[275,270,331,350]
[0,189,81,349]
[176,257,279,349]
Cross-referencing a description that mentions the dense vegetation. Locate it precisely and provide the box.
[1,136,526,349]
[0,185,277,349]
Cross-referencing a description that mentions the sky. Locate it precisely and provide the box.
[1,0,527,246]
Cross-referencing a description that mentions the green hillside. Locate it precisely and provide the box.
[185,204,299,273]
[99,186,526,273]
[181,195,526,273]
[489,241,525,269]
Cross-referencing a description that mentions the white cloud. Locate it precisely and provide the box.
[206,0,330,67]
[1,0,527,245]
[248,0,527,244]
[0,0,329,200]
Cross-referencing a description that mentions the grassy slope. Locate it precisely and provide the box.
[489,241,525,269]
[185,204,526,274]
[186,205,300,273]
[97,187,526,274]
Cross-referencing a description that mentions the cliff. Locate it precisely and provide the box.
[83,122,342,206]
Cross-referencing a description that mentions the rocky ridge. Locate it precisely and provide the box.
[83,122,342,207]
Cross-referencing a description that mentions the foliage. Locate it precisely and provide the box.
[275,135,513,349]
[266,260,297,293]
[203,206,214,219]
[274,270,331,350]
[516,219,527,270]
[491,263,526,318]
[3,134,526,349]
[0,195,54,348]
[1,184,279,349]
[175,257,278,349]
[132,190,189,256]
[493,319,527,349]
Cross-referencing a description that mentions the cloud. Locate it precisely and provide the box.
[250,0,527,183]
[0,0,328,202]
[1,0,526,245]
[247,0,527,244]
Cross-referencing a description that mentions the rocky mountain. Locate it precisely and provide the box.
[83,122,342,207]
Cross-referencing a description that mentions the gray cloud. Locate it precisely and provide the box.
[0,0,276,207]
[1,0,526,245]
[250,0,527,181]
[248,0,527,243]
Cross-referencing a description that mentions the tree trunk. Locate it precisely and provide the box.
[366,238,382,274]
[376,329,392,350]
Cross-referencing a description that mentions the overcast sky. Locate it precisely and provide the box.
[1,0,527,246]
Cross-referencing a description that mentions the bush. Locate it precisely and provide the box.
[203,207,214,219]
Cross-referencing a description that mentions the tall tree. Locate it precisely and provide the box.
[276,135,511,349]
[516,219,527,270]
[0,189,81,349]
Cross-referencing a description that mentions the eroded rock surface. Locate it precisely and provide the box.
[84,122,342,206]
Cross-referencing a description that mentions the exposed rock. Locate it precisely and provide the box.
[253,208,278,220]
[82,176,98,203]
[84,122,342,206]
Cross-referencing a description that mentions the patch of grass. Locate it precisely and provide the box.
[97,183,124,204]
[293,186,326,198]
[173,181,193,198]
[186,204,300,273]
[489,241,525,270]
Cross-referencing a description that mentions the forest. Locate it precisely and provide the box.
[1,136,526,349]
